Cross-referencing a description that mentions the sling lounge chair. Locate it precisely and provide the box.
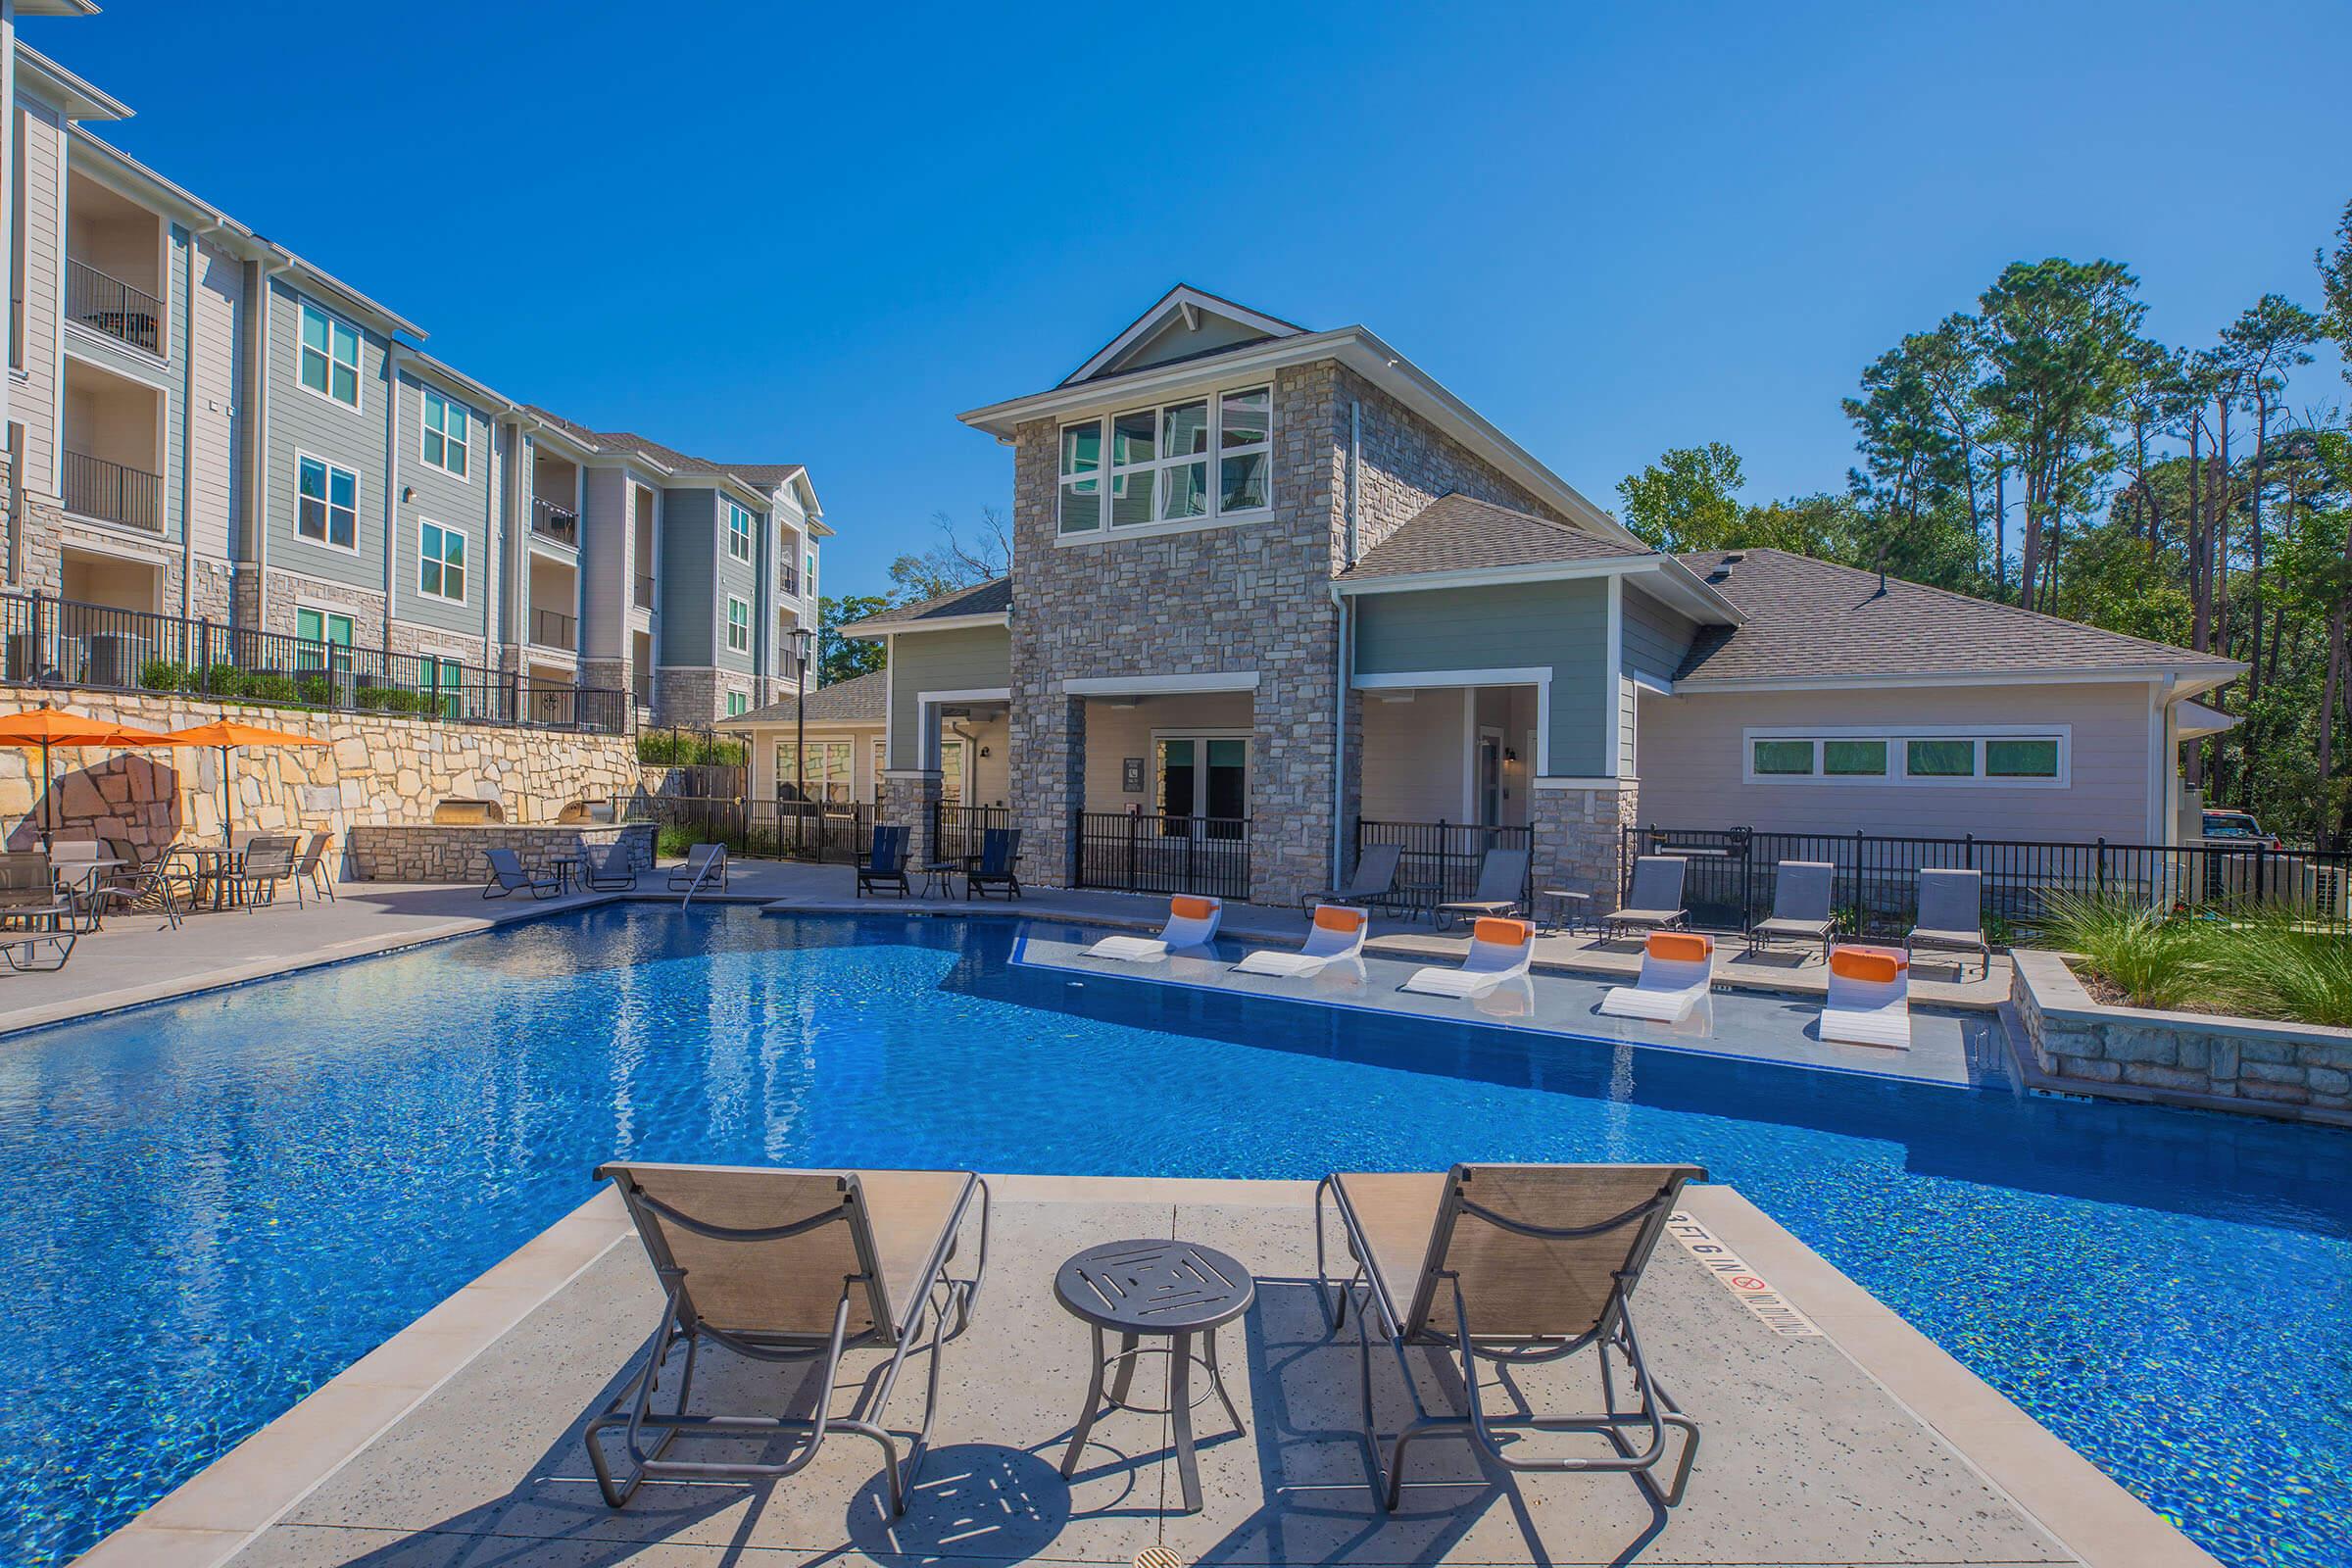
[1820,945,1911,1049]
[1905,868,1990,978]
[1401,916,1534,999]
[90,844,195,931]
[1304,843,1400,915]
[1598,931,1714,1023]
[1598,857,1690,943]
[583,839,640,892]
[587,1161,991,1515]
[291,832,336,905]
[1084,895,1222,960]
[667,842,728,895]
[964,827,1022,901]
[1746,859,1834,961]
[1236,903,1368,978]
[857,825,910,898]
[0,851,75,970]
[483,847,560,901]
[1315,1162,1706,1512]
[1436,847,1531,928]
[232,836,299,909]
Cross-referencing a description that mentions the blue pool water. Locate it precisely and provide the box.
[1,906,2346,1567]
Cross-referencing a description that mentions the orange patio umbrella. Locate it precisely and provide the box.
[158,719,328,845]
[0,705,178,850]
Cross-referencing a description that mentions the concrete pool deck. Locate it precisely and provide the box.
[78,1175,2216,1568]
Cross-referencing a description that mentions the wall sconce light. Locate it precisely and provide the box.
[979,746,991,758]
[401,485,416,503]
[1504,748,1519,763]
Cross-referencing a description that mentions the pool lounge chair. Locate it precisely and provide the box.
[1236,904,1368,978]
[964,827,1023,901]
[1303,842,1401,916]
[1314,1162,1706,1512]
[483,847,561,901]
[1436,847,1531,928]
[1906,868,1990,978]
[1598,857,1690,943]
[582,840,639,892]
[587,1161,991,1515]
[1084,895,1222,961]
[1820,945,1911,1049]
[0,851,75,969]
[857,825,910,898]
[1598,932,1714,1023]
[1401,916,1534,999]
[667,842,729,896]
[1746,859,1835,961]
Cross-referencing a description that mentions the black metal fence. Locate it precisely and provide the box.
[632,796,875,862]
[1355,819,1534,907]
[1624,824,2352,938]
[63,449,162,532]
[931,802,1009,867]
[0,590,628,733]
[68,258,164,354]
[1073,808,1250,900]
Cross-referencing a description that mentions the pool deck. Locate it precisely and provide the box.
[79,1175,2215,1568]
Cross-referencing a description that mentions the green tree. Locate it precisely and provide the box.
[1614,443,1748,552]
[816,593,890,684]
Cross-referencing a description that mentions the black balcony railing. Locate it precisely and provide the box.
[529,606,576,650]
[635,572,656,610]
[0,590,627,733]
[530,497,579,548]
[780,565,801,596]
[1074,808,1250,900]
[62,449,162,532]
[67,259,163,355]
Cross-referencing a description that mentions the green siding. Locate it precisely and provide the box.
[659,487,717,662]
[1622,584,1699,684]
[888,622,1012,762]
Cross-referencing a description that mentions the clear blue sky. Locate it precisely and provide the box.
[49,2,2352,594]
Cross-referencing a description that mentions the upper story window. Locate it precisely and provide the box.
[727,691,749,718]
[726,501,755,562]
[1057,384,1272,538]
[299,302,362,409]
[296,453,359,550]
[417,520,466,603]
[726,594,751,653]
[1745,728,2067,786]
[804,550,815,590]
[420,389,469,477]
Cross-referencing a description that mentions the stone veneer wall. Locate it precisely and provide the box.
[1530,781,1639,908]
[0,683,642,859]
[2012,948,2352,1122]
[346,821,654,884]
[652,666,755,727]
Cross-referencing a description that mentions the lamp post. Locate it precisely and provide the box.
[792,625,813,854]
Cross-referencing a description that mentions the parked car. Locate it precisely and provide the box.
[2201,810,2284,849]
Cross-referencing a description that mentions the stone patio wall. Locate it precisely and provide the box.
[345,822,654,883]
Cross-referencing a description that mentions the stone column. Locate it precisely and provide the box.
[879,768,942,860]
[1530,780,1639,909]
[1010,688,1084,889]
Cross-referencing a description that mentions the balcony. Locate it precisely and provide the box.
[635,572,655,611]
[529,497,579,549]
[529,606,576,651]
[63,449,162,533]
[780,564,801,596]
[67,260,163,356]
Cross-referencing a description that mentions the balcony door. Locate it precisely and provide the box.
[1155,732,1248,837]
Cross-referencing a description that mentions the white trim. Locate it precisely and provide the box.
[1683,667,2234,696]
[724,498,754,563]
[291,447,362,554]
[845,609,1006,640]
[2143,681,2170,845]
[1062,671,1259,697]
[294,297,364,415]
[1459,691,1477,820]
[1603,576,1622,780]
[913,687,1014,771]
[1053,508,1274,548]
[417,384,470,479]
[724,593,751,654]
[415,515,466,606]
[915,686,1012,704]
[1336,554,1661,596]
[62,317,168,371]
[1532,776,1630,791]
[1353,666,1553,775]
[1055,380,1272,542]
[1061,286,1303,385]
[1740,724,2073,789]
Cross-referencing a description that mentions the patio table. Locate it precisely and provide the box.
[548,854,587,896]
[52,858,122,931]
[169,846,244,912]
[917,860,961,899]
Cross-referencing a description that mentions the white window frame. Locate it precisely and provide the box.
[1056,381,1273,544]
[725,501,755,563]
[419,387,469,477]
[1150,726,1253,817]
[1740,724,2071,788]
[727,691,749,718]
[293,449,361,553]
[416,517,466,604]
[298,300,363,412]
[725,593,751,653]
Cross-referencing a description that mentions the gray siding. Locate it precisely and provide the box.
[264,278,386,595]
[888,622,1013,762]
[577,464,630,659]
[391,367,490,638]
[1353,578,1612,776]
[658,486,717,663]
[186,234,244,562]
[711,492,760,676]
[1622,584,1699,684]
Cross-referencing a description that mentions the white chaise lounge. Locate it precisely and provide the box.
[1235,904,1368,978]
[1083,895,1223,961]
[1401,917,1535,1000]
[1820,945,1911,1049]
[1598,931,1715,1023]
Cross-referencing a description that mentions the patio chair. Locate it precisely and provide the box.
[586,1161,991,1515]
[1235,903,1368,978]
[1084,895,1222,960]
[1745,859,1835,962]
[231,836,300,909]
[1314,1161,1706,1512]
[1401,916,1534,999]
[857,824,910,898]
[1905,868,1989,978]
[666,842,728,896]
[1598,932,1715,1023]
[46,840,103,928]
[482,846,560,901]
[1820,945,1911,1049]
[1303,842,1400,916]
[90,842,197,931]
[963,827,1022,901]
[582,839,639,892]
[0,851,75,970]
[291,832,336,905]
[1597,856,1690,943]
[1435,847,1531,928]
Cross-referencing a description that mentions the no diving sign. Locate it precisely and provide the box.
[1666,1210,1822,1337]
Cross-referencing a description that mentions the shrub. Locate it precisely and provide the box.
[2203,909,2352,1030]
[296,675,336,708]
[242,672,297,705]
[2039,892,2211,1011]
[638,731,747,767]
[201,663,243,697]
[2045,892,2352,1026]
[138,659,189,692]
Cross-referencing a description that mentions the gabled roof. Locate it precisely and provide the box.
[521,408,818,523]
[1062,285,1306,386]
[721,668,886,729]
[1671,549,2244,692]
[842,576,1011,638]
[1342,493,1650,580]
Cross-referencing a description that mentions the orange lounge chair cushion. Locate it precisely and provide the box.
[1830,947,1906,984]
[1171,896,1218,921]
[1473,917,1534,946]
[1647,932,1713,962]
[1314,905,1366,933]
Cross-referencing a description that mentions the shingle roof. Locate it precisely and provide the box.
[850,576,1011,628]
[520,406,798,495]
[724,464,807,489]
[1341,493,1647,580]
[723,669,887,728]
[1671,549,2243,684]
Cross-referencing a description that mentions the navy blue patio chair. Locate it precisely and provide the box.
[964,827,1022,901]
[858,824,911,898]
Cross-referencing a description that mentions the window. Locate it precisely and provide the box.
[938,738,967,807]
[1823,739,1887,776]
[781,739,853,804]
[420,655,465,716]
[726,595,751,653]
[1985,738,2060,778]
[805,551,815,593]
[1057,383,1272,536]
[417,520,466,602]
[296,455,359,549]
[295,607,354,674]
[1154,732,1249,829]
[1905,739,1975,778]
[726,502,754,562]
[726,691,748,718]
[1752,740,1813,776]
[299,302,361,408]
[420,389,468,477]
[1746,729,2068,786]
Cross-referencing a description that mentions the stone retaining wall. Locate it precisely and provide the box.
[2011,948,2352,1123]
[346,822,655,884]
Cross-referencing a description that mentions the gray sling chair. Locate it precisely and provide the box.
[483,846,561,901]
[1598,856,1690,943]
[1906,867,1991,978]
[1304,841,1401,917]
[1315,1162,1707,1512]
[582,838,640,892]
[1435,847,1532,928]
[588,1162,992,1515]
[0,851,76,969]
[1746,859,1837,962]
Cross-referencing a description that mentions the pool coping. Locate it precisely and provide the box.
[74,1172,2217,1568]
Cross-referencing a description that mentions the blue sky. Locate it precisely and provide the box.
[49,2,2352,595]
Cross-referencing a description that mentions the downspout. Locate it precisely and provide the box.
[251,258,291,628]
[382,343,400,649]
[1331,581,1349,884]
[177,226,199,619]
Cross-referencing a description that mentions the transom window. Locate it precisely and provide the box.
[1058,384,1272,537]
[299,302,361,408]
[421,389,468,477]
[417,520,466,602]
[726,594,751,653]
[296,454,359,549]
[726,502,755,562]
[1747,729,2066,785]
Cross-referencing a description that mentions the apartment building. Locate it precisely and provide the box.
[0,10,825,729]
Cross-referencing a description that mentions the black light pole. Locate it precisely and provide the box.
[793,625,813,849]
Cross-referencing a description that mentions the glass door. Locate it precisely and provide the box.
[1154,734,1249,836]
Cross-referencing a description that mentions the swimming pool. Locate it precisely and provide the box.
[0,906,2344,1567]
